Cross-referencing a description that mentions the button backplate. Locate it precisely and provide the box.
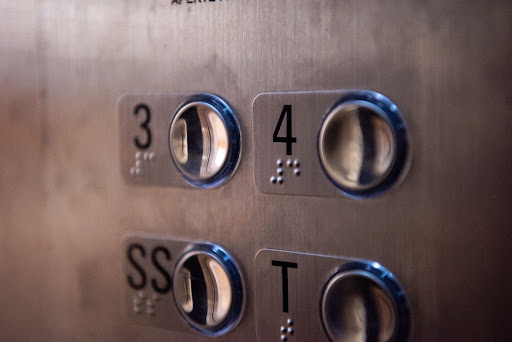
[122,235,244,336]
[118,92,241,188]
[253,90,410,198]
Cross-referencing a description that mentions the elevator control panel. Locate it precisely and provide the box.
[122,235,411,341]
[119,91,412,339]
[119,90,410,197]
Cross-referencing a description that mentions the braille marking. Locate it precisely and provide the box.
[279,318,295,340]
[271,157,302,184]
[132,292,161,316]
[131,151,155,176]
[132,293,144,314]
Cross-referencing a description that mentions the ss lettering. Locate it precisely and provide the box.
[127,243,172,294]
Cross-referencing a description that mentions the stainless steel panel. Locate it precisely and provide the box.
[1,0,512,341]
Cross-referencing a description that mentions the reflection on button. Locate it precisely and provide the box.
[318,91,409,197]
[321,262,411,342]
[173,244,244,337]
[169,94,241,188]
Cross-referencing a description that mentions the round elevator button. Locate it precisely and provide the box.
[169,94,241,188]
[173,244,244,337]
[321,262,411,342]
[318,91,409,197]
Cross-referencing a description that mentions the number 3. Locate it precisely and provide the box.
[134,104,152,150]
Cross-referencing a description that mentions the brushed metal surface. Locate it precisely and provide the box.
[1,0,512,341]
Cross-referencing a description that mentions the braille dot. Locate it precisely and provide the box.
[294,169,300,176]
[288,328,294,335]
[270,176,277,184]
[294,160,300,167]
[143,152,150,160]
[147,308,155,315]
[133,296,142,304]
[146,300,154,307]
[135,152,143,160]
[138,291,146,298]
[133,305,142,313]
[151,293,159,301]
[149,152,155,161]
[281,335,287,341]
[287,159,293,167]
[280,326,286,334]
[130,167,136,175]
[287,319,294,326]
[277,168,283,176]
[135,160,142,168]
[277,177,284,184]
[135,168,141,175]
[277,159,283,167]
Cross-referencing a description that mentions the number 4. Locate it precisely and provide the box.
[273,105,297,155]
